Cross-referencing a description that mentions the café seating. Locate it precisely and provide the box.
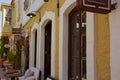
[5,69,22,78]
[18,67,41,80]
[46,76,56,80]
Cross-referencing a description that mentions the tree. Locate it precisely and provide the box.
[0,36,9,58]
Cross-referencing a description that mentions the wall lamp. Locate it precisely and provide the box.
[44,0,48,2]
[27,11,41,22]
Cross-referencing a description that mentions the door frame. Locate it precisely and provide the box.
[59,0,96,80]
[38,11,56,80]
[44,21,52,79]
[68,7,82,80]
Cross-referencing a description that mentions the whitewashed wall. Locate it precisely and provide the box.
[30,23,38,67]
[110,0,120,80]
[21,0,44,26]
[38,11,56,80]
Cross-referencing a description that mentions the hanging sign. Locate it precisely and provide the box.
[12,28,21,34]
[77,0,112,14]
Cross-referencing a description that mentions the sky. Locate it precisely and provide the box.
[0,0,11,32]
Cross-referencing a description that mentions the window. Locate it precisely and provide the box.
[68,8,87,80]
[4,8,12,25]
[81,11,86,80]
[24,0,31,10]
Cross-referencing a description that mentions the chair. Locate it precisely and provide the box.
[46,76,56,80]
[18,67,41,80]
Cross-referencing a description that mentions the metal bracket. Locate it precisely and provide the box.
[111,3,117,10]
[44,0,48,2]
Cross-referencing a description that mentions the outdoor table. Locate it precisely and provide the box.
[3,63,12,72]
[0,68,7,80]
[5,70,22,80]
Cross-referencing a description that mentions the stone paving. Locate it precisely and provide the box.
[0,67,7,80]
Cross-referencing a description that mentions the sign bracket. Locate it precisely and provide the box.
[111,3,117,10]
[77,0,117,14]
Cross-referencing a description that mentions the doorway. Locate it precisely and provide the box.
[68,7,86,80]
[34,30,37,67]
[44,21,52,79]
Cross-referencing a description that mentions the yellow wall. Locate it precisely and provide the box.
[95,14,110,80]
[23,0,65,79]
[24,0,111,80]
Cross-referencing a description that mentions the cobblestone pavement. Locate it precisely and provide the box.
[0,67,7,80]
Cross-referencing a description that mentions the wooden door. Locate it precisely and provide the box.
[34,30,37,67]
[44,22,52,79]
[68,8,86,80]
[25,36,30,71]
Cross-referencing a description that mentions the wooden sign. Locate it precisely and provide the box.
[12,28,21,34]
[77,0,111,14]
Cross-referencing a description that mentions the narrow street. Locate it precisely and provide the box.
[0,0,120,80]
[0,67,7,80]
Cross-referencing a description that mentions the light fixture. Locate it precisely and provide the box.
[27,11,41,22]
[44,0,48,2]
[27,12,36,18]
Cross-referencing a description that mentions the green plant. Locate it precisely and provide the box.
[14,44,22,69]
[7,43,22,69]
[0,36,9,58]
[7,52,15,64]
[13,36,25,69]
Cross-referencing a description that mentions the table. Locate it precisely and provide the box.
[3,63,12,72]
[5,70,22,80]
[0,68,7,79]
